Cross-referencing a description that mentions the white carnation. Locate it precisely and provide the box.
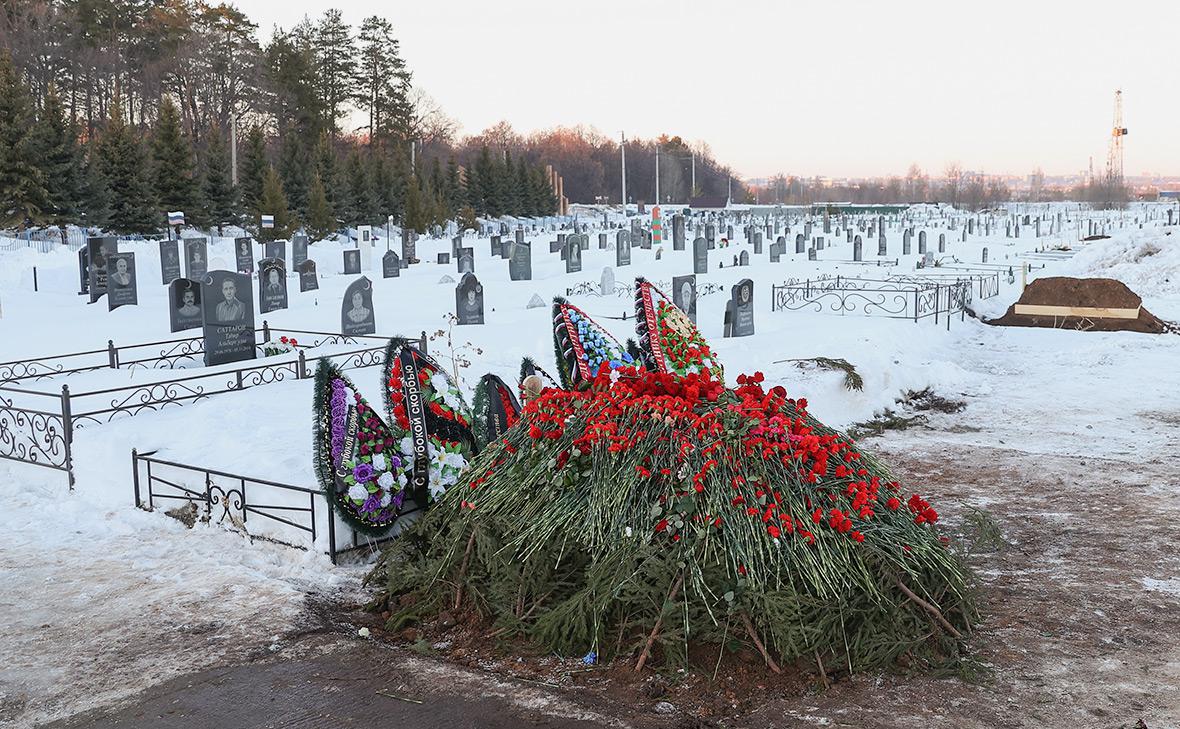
[379,490,392,507]
[347,484,368,502]
[370,453,387,471]
[377,471,395,490]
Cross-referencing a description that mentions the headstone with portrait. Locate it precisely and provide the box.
[565,237,582,273]
[455,272,484,325]
[724,279,755,338]
[201,270,256,366]
[86,237,118,303]
[344,249,362,274]
[672,274,697,324]
[183,238,208,280]
[357,225,374,270]
[341,277,376,336]
[457,247,475,274]
[168,278,203,333]
[258,257,288,314]
[107,252,138,309]
[298,259,319,292]
[264,240,285,264]
[234,237,254,274]
[160,240,182,284]
[292,234,309,270]
[616,231,631,266]
[693,237,708,274]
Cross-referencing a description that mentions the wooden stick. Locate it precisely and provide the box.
[815,651,830,689]
[739,612,782,674]
[634,572,684,673]
[895,576,964,639]
[453,530,477,610]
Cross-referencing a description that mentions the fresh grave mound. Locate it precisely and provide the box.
[368,287,974,676]
[988,276,1171,333]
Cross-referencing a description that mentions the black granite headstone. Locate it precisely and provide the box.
[457,247,475,274]
[183,238,208,280]
[292,235,309,270]
[298,259,319,292]
[455,272,484,325]
[264,240,285,263]
[616,231,631,266]
[693,237,708,274]
[672,274,697,324]
[258,257,288,314]
[234,237,254,274]
[107,252,138,309]
[168,278,203,333]
[341,277,375,335]
[201,270,256,366]
[382,250,401,278]
[565,237,582,273]
[160,240,182,284]
[86,237,118,303]
[509,241,532,281]
[344,249,362,274]
[725,279,755,338]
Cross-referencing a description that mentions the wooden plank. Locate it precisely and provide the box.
[1014,304,1140,319]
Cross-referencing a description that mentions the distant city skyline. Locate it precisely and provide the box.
[235,0,1180,180]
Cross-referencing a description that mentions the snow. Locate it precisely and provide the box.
[1,201,1178,726]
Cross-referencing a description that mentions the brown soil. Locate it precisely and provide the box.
[989,277,1171,333]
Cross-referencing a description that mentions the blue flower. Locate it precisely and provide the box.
[582,651,597,665]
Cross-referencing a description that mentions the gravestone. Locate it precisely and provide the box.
[753,232,764,255]
[923,251,934,267]
[672,274,697,323]
[160,240,182,284]
[107,252,138,309]
[298,259,318,292]
[693,237,708,274]
[877,235,887,256]
[795,234,805,254]
[580,233,590,251]
[616,231,631,266]
[183,238,208,280]
[918,231,927,254]
[823,215,831,234]
[565,237,582,274]
[902,231,912,255]
[816,237,825,251]
[739,250,749,266]
[598,232,608,249]
[600,267,616,295]
[672,214,686,250]
[490,235,502,257]
[457,247,475,274]
[436,252,451,265]
[770,244,782,263]
[292,234,309,270]
[455,272,484,325]
[357,226,374,270]
[982,247,989,263]
[382,250,401,278]
[258,257,288,314]
[168,278,203,332]
[264,240,285,263]
[968,219,975,235]
[201,270,256,366]
[452,235,464,258]
[808,248,817,261]
[343,249,362,274]
[853,236,863,262]
[401,229,416,263]
[724,279,755,338]
[938,233,946,253]
[704,223,716,248]
[341,277,376,336]
[510,241,532,281]
[86,237,118,303]
[77,247,89,294]
[515,228,525,245]
[233,237,254,274]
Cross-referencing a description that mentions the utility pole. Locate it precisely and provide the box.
[230,114,238,186]
[691,152,696,196]
[620,132,627,213]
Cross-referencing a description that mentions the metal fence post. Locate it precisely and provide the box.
[33,267,38,292]
[262,320,271,343]
[132,448,141,507]
[297,349,307,379]
[107,340,118,369]
[60,384,75,490]
[419,330,428,354]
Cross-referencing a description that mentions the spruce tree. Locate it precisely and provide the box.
[516,159,533,217]
[0,51,49,229]
[239,125,268,216]
[31,84,83,226]
[278,130,310,217]
[306,171,334,240]
[258,165,292,241]
[444,157,463,217]
[502,151,521,216]
[202,125,237,233]
[151,96,199,221]
[98,98,157,233]
[403,173,426,232]
[314,133,339,212]
[79,141,112,230]
[340,149,375,226]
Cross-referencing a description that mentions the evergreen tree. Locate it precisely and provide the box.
[311,10,356,134]
[239,124,268,216]
[340,149,375,226]
[98,98,157,233]
[30,84,83,227]
[502,151,521,216]
[356,16,414,144]
[314,133,339,212]
[258,165,292,241]
[473,146,496,216]
[278,129,310,218]
[202,125,237,233]
[386,146,410,222]
[0,51,49,229]
[444,156,463,216]
[403,172,427,233]
[79,141,112,230]
[305,171,334,239]
[151,96,199,221]
[515,159,533,217]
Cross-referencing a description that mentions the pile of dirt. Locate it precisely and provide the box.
[988,276,1172,333]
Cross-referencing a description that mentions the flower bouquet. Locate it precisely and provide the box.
[261,335,298,357]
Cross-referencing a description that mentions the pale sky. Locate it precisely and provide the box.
[234,0,1180,180]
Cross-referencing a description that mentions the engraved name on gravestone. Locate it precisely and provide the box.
[724,279,755,338]
[509,241,532,281]
[693,237,708,274]
[107,252,138,310]
[616,231,631,266]
[160,240,182,284]
[298,259,318,292]
[184,238,208,280]
[86,236,118,303]
[455,272,484,325]
[341,277,376,336]
[168,278,203,333]
[383,250,401,278]
[258,257,288,314]
[739,250,749,266]
[264,240,285,263]
[401,228,416,263]
[672,274,697,324]
[202,270,256,366]
[343,249,362,274]
[234,237,254,274]
[808,248,817,261]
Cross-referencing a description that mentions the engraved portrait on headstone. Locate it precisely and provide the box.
[341,277,376,335]
[168,278,203,333]
[107,252,138,309]
[258,257,288,314]
[184,238,208,280]
[201,270,256,366]
[455,272,484,325]
[160,239,181,284]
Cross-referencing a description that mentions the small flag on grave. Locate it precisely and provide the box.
[167,211,185,226]
[261,214,275,229]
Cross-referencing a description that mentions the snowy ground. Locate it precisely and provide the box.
[1,202,1178,727]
